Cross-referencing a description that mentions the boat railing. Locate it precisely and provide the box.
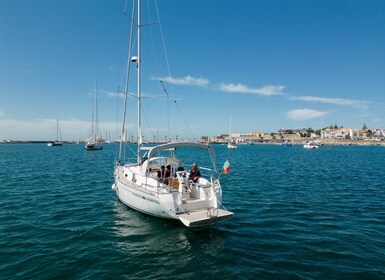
[199,166,212,172]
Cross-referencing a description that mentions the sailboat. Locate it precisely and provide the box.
[227,114,237,149]
[47,119,63,146]
[85,81,103,150]
[303,141,319,149]
[112,0,233,227]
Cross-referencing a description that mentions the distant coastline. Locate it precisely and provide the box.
[2,139,384,147]
[209,139,385,147]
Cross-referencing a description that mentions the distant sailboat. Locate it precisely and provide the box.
[112,0,233,227]
[85,81,103,150]
[303,141,319,149]
[227,114,237,149]
[105,131,112,144]
[47,119,63,146]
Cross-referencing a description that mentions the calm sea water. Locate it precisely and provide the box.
[1,143,385,279]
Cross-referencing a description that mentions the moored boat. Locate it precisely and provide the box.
[85,81,103,150]
[47,119,63,147]
[227,114,237,149]
[304,141,319,149]
[112,0,232,227]
[113,142,233,227]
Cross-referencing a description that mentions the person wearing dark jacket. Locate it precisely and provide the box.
[189,163,201,183]
[158,165,171,184]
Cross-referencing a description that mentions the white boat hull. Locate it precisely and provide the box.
[113,158,233,227]
[114,180,233,227]
[303,144,319,149]
[85,141,103,150]
[227,143,237,149]
[47,142,63,147]
[113,177,176,219]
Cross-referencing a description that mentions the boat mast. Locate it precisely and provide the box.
[56,119,59,141]
[137,0,142,164]
[118,0,135,163]
[91,81,97,139]
[94,80,99,139]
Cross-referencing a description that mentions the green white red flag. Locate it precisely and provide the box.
[223,160,230,174]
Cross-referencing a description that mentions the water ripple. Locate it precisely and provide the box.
[1,144,385,278]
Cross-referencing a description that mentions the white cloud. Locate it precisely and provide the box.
[154,75,209,87]
[106,91,125,98]
[291,96,369,109]
[219,83,285,96]
[153,77,285,97]
[286,109,329,121]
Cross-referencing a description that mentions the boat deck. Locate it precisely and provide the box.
[178,208,233,227]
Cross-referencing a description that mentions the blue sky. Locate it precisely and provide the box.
[1,0,384,141]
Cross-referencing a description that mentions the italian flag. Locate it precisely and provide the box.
[223,160,230,174]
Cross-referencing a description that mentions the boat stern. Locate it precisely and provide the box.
[178,208,233,227]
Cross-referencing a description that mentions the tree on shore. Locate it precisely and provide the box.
[306,128,314,137]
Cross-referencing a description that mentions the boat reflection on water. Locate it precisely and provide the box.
[111,201,226,261]
[112,201,156,238]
